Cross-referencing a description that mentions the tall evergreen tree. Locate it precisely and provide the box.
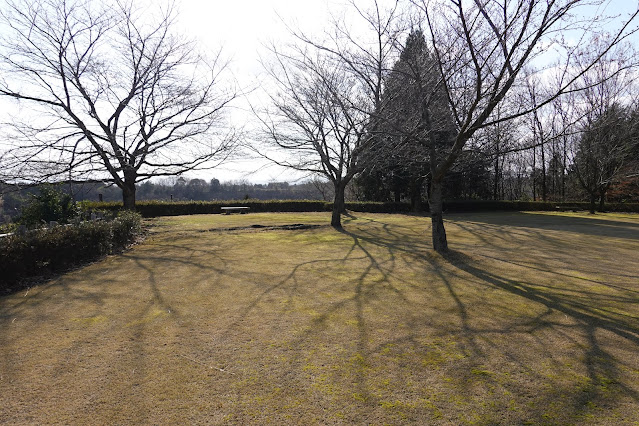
[358,30,454,210]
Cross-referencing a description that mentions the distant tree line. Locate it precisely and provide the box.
[0,178,332,220]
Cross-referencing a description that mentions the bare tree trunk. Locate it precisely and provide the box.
[532,146,537,201]
[541,143,547,202]
[122,169,137,210]
[429,180,448,253]
[493,155,500,200]
[599,191,606,212]
[562,136,567,202]
[122,184,136,210]
[331,182,346,228]
[589,193,596,214]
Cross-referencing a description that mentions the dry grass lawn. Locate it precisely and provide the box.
[1,211,638,424]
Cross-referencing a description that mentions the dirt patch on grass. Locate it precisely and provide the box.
[203,223,327,233]
[1,211,638,424]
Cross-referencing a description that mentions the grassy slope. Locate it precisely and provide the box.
[1,211,638,424]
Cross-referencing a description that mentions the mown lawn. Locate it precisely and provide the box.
[1,211,638,424]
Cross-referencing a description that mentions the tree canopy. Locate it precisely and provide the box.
[0,0,238,209]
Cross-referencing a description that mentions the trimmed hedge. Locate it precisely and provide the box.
[346,201,413,213]
[79,200,333,217]
[599,202,639,213]
[79,199,639,218]
[442,200,639,213]
[0,211,142,292]
[80,199,415,216]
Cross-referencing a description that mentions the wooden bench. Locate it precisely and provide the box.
[221,206,250,215]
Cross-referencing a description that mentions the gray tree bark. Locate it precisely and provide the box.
[428,180,448,253]
[331,182,347,228]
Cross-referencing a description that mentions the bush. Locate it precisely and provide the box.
[0,211,142,293]
[111,210,143,247]
[17,185,79,226]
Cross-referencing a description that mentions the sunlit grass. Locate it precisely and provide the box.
[1,211,638,424]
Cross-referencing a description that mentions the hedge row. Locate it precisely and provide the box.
[0,211,142,292]
[79,200,414,217]
[80,199,639,217]
[79,200,330,217]
[442,200,639,212]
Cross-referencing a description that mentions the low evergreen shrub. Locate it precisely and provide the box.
[18,185,79,226]
[0,211,142,292]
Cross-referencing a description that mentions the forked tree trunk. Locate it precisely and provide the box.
[331,182,346,228]
[589,193,596,214]
[429,180,448,253]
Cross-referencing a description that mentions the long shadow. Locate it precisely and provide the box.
[0,233,234,422]
[449,211,639,241]
[3,213,638,422]
[442,249,639,413]
[319,214,639,419]
[221,219,422,417]
[442,250,639,345]
[243,216,489,419]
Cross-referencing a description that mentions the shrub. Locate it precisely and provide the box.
[17,185,79,226]
[0,211,142,293]
[111,210,143,247]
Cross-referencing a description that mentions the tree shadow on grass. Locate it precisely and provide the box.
[0,235,238,423]
[245,217,485,421]
[449,211,639,240]
[2,213,638,423]
[313,213,639,422]
[442,249,639,416]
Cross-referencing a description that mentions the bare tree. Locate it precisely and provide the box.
[569,37,638,212]
[549,90,576,202]
[406,0,639,252]
[486,105,520,201]
[310,176,334,202]
[255,0,403,228]
[0,0,237,209]
[573,104,632,212]
[524,73,554,201]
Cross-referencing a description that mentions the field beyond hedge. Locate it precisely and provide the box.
[1,212,638,424]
